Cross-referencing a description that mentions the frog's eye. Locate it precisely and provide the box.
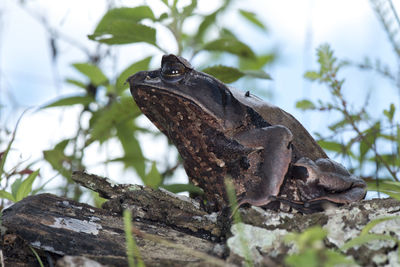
[161,61,185,82]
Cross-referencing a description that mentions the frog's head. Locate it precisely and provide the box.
[128,54,247,132]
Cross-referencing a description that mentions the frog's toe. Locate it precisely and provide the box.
[237,195,275,207]
[319,186,367,204]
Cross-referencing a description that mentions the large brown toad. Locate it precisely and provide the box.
[128,54,366,212]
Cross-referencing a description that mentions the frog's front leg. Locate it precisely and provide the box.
[234,125,293,207]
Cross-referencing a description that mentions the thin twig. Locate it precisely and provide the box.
[333,77,398,181]
[388,0,400,28]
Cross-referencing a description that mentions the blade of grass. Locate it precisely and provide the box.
[225,178,254,267]
[341,233,398,251]
[361,216,400,236]
[29,246,44,267]
[123,209,144,267]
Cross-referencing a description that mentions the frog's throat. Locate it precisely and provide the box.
[133,83,227,128]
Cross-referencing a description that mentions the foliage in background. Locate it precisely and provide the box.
[38,0,275,201]
[285,226,354,267]
[285,218,400,267]
[296,0,400,190]
[0,114,41,208]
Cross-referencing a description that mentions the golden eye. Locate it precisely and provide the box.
[161,61,185,81]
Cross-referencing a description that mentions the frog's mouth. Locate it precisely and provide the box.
[127,70,225,127]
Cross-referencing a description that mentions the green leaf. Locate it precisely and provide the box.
[202,65,270,83]
[182,0,197,18]
[89,23,156,45]
[92,6,155,28]
[341,233,398,251]
[55,139,70,151]
[323,249,355,266]
[11,177,23,199]
[239,53,276,70]
[239,9,266,30]
[115,121,146,179]
[89,97,141,145]
[220,28,236,39]
[203,37,255,58]
[195,11,218,42]
[97,6,155,23]
[242,70,272,80]
[367,180,400,201]
[383,103,395,122]
[92,191,107,208]
[317,140,344,153]
[43,142,72,179]
[296,100,316,110]
[202,65,244,83]
[285,250,318,267]
[359,122,379,163]
[328,118,351,131]
[304,71,321,81]
[73,63,108,86]
[361,216,400,236]
[145,162,162,189]
[65,78,87,89]
[15,169,40,202]
[157,12,169,21]
[161,183,203,194]
[41,95,94,109]
[89,7,156,45]
[316,44,336,73]
[0,190,15,202]
[116,56,152,94]
[160,0,169,7]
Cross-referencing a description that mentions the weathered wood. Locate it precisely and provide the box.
[73,171,226,237]
[1,171,400,266]
[1,193,223,266]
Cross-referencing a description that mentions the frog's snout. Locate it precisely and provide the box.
[127,70,161,90]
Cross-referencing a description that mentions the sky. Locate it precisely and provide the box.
[0,0,398,195]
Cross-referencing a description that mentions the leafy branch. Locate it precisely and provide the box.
[298,44,399,181]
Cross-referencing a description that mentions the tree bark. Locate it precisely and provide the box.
[1,171,399,266]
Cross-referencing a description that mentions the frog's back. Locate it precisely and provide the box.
[229,87,327,161]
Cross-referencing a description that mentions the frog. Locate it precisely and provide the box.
[128,54,366,212]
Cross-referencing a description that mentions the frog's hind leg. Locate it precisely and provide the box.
[234,125,293,207]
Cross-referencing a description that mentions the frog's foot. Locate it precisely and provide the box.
[237,194,275,207]
[271,196,335,213]
[230,195,276,218]
[293,157,367,204]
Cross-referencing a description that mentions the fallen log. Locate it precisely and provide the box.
[1,171,399,266]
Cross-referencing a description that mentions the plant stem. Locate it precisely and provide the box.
[332,75,398,181]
